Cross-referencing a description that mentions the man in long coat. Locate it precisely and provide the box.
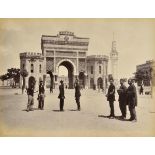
[26,82,37,112]
[38,80,45,110]
[127,79,138,122]
[74,79,81,111]
[106,79,115,118]
[117,79,127,119]
[58,80,65,111]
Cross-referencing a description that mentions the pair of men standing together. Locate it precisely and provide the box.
[58,79,81,111]
[26,80,45,112]
[106,79,137,122]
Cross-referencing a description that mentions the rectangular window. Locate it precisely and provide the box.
[39,64,41,73]
[99,66,101,74]
[31,64,34,73]
[91,66,93,74]
[23,64,25,69]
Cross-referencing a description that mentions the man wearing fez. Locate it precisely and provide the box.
[58,80,65,111]
[127,79,138,122]
[106,79,115,118]
[117,79,127,119]
[38,80,45,110]
[74,79,81,111]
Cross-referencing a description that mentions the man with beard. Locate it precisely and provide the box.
[127,79,138,122]
[117,79,127,119]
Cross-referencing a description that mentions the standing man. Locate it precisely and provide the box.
[139,84,144,95]
[127,79,138,122]
[26,82,37,112]
[38,80,45,110]
[50,85,53,93]
[58,80,65,111]
[74,79,81,111]
[117,79,127,119]
[106,79,115,118]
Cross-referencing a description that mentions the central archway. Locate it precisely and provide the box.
[57,60,75,89]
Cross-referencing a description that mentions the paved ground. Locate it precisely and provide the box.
[0,88,155,136]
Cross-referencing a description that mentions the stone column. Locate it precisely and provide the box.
[43,74,46,88]
[54,74,59,89]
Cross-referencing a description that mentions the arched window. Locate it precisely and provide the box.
[91,66,93,74]
[31,64,34,73]
[99,66,101,74]
[39,64,41,73]
[23,64,25,69]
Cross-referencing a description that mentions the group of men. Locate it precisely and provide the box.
[106,79,137,122]
[26,79,81,112]
[25,77,138,123]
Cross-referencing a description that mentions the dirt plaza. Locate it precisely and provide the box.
[0,88,155,136]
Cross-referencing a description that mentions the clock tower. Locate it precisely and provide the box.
[110,35,119,86]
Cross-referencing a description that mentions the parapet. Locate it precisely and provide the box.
[20,52,43,59]
[87,55,109,61]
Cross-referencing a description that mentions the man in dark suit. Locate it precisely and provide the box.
[127,79,137,122]
[117,79,127,119]
[106,79,115,118]
[58,80,65,111]
[74,79,81,111]
[38,80,45,110]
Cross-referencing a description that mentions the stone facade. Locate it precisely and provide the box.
[20,31,109,89]
[136,60,154,86]
[41,31,89,88]
[20,52,45,88]
[87,55,109,90]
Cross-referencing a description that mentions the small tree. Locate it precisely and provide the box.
[0,74,8,86]
[20,69,28,94]
[7,68,20,88]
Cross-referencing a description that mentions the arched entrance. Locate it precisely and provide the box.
[28,76,36,88]
[97,77,103,89]
[79,72,85,89]
[90,78,94,89]
[58,60,74,89]
[47,71,54,88]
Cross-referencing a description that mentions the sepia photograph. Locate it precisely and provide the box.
[0,18,155,136]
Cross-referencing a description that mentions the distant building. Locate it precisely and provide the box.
[87,55,108,90]
[20,52,45,88]
[136,60,154,86]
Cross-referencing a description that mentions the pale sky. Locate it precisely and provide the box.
[0,19,155,78]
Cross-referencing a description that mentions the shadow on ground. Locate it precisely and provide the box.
[98,115,129,121]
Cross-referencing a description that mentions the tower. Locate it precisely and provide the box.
[20,52,45,88]
[110,34,118,86]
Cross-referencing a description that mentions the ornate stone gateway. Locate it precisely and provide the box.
[41,31,89,89]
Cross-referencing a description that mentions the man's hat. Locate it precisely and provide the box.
[128,78,134,83]
[60,80,63,83]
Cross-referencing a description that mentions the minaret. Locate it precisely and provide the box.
[110,33,118,86]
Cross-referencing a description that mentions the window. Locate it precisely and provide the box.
[91,66,93,74]
[39,64,41,73]
[23,64,25,69]
[31,64,34,73]
[99,66,101,74]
